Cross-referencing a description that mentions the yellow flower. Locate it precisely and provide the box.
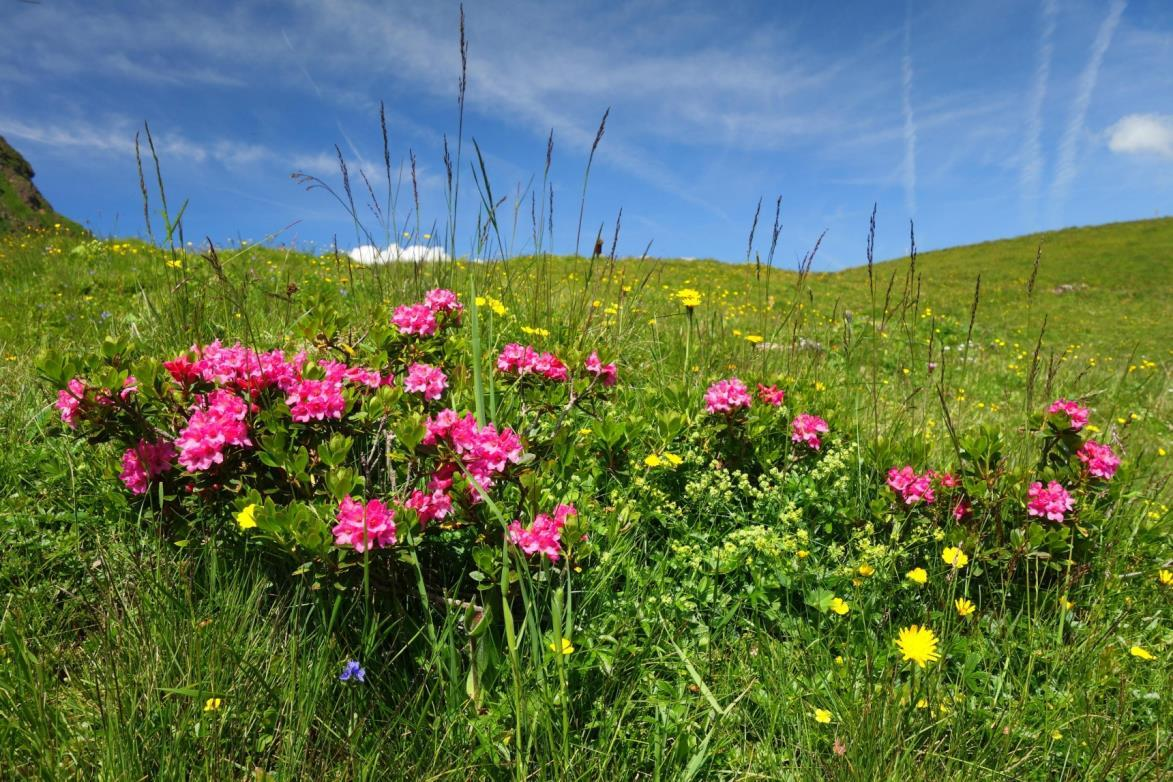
[520,325,550,338]
[1129,645,1155,661]
[906,567,928,585]
[577,427,592,436]
[858,563,875,577]
[941,547,969,569]
[814,708,833,724]
[915,697,928,709]
[663,452,684,467]
[1159,569,1173,587]
[829,597,850,615]
[796,550,810,559]
[1051,729,1063,741]
[895,625,941,668]
[675,288,702,308]
[644,454,663,468]
[745,334,764,344]
[236,504,258,530]
[549,637,575,655]
[1060,596,1074,610]
[955,597,976,618]
[834,655,844,666]
[203,697,222,712]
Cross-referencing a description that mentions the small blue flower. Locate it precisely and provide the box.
[339,659,365,683]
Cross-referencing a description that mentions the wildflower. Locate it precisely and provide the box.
[175,391,252,472]
[745,334,764,344]
[1129,646,1155,661]
[332,496,397,552]
[791,414,830,450]
[644,454,663,467]
[941,546,969,569]
[830,597,850,615]
[549,637,575,655]
[339,659,366,682]
[1051,730,1063,741]
[886,466,935,505]
[236,503,258,530]
[955,597,976,617]
[1159,569,1173,587]
[1027,481,1074,523]
[119,438,176,495]
[906,567,928,584]
[814,708,833,724]
[663,453,684,466]
[952,499,971,520]
[584,351,618,386]
[285,378,346,422]
[54,378,86,429]
[392,302,438,336]
[1077,440,1120,480]
[756,383,785,406]
[704,378,751,414]
[895,625,941,668]
[203,697,222,712]
[509,504,576,562]
[939,472,959,489]
[423,288,462,316]
[858,563,875,577]
[404,488,452,526]
[497,343,569,382]
[1048,398,1089,430]
[404,363,448,401]
[675,288,702,308]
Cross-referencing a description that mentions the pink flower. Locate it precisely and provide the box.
[531,352,568,381]
[952,498,971,520]
[164,355,199,387]
[939,472,960,489]
[423,409,460,446]
[428,463,457,492]
[332,496,397,552]
[405,488,453,527]
[184,341,306,394]
[791,413,830,450]
[1048,398,1089,430]
[318,360,390,389]
[119,438,177,495]
[585,351,618,387]
[497,343,569,381]
[756,384,785,406]
[1077,440,1120,480]
[175,391,252,472]
[886,466,936,505]
[424,288,463,315]
[285,378,346,422]
[1027,480,1074,522]
[422,410,525,501]
[508,504,576,561]
[704,378,752,414]
[392,303,438,336]
[55,378,86,429]
[404,363,448,401]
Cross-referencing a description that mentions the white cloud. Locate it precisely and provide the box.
[348,243,449,264]
[1107,114,1173,159]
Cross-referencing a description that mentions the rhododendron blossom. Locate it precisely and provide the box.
[422,409,525,498]
[285,378,346,422]
[319,360,390,389]
[704,378,751,414]
[952,499,971,520]
[332,496,397,552]
[1077,440,1120,480]
[497,343,569,381]
[119,438,177,494]
[584,352,618,386]
[1027,481,1074,522]
[887,466,936,505]
[1048,399,1089,430]
[392,303,438,337]
[55,378,86,429]
[791,414,830,450]
[756,384,785,406]
[424,288,463,315]
[175,391,252,471]
[404,363,448,401]
[405,488,453,526]
[177,340,307,394]
[508,504,577,561]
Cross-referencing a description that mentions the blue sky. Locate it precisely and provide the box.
[2,0,1171,269]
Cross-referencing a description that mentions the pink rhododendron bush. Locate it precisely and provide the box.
[40,290,617,594]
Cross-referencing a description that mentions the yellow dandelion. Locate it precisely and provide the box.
[644,454,663,468]
[814,708,833,724]
[906,567,928,584]
[941,546,969,569]
[1159,569,1173,587]
[895,625,941,668]
[745,334,764,344]
[663,452,684,467]
[955,597,976,618]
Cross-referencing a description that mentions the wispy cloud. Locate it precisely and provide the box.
[1020,0,1057,228]
[1049,0,1127,218]
[1106,114,1173,159]
[901,1,917,217]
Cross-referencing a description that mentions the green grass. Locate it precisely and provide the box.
[0,216,1170,780]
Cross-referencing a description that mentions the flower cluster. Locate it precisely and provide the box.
[285,378,346,422]
[332,496,397,552]
[887,466,936,505]
[791,414,830,450]
[756,384,785,406]
[404,363,448,401]
[119,438,177,494]
[55,378,86,429]
[1048,398,1089,430]
[584,351,618,387]
[704,378,752,414]
[175,390,252,472]
[508,504,577,561]
[423,409,525,497]
[166,340,306,394]
[1027,481,1075,522]
[392,288,462,337]
[497,343,569,381]
[1077,440,1120,480]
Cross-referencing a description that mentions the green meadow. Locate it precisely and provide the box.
[0,211,1169,780]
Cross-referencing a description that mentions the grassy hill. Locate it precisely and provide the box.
[0,216,1168,779]
[0,136,82,236]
